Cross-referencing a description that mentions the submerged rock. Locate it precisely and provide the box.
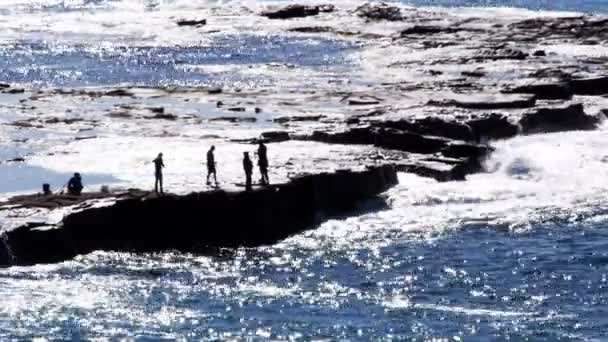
[261,4,334,19]
[355,3,402,21]
[429,94,536,110]
[210,117,257,123]
[261,131,291,143]
[519,103,600,134]
[0,166,398,267]
[504,82,573,100]
[274,115,326,123]
[176,19,207,27]
[400,26,462,36]
[475,48,528,61]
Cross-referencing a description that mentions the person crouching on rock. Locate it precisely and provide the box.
[67,173,83,195]
[153,152,165,194]
[206,146,218,186]
[243,152,253,191]
[257,141,269,186]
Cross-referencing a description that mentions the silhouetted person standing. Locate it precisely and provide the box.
[67,173,83,195]
[243,152,253,191]
[206,146,217,186]
[257,141,269,185]
[153,153,164,194]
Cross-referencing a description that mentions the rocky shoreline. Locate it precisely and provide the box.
[0,165,397,267]
[0,3,607,266]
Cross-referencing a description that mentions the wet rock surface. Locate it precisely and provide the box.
[261,4,334,19]
[355,3,403,21]
[519,103,600,134]
[0,165,397,267]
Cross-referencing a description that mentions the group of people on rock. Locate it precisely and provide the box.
[153,141,270,194]
[47,142,270,197]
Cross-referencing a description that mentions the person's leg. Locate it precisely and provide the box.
[246,173,251,190]
[159,175,164,194]
[213,171,217,184]
[155,176,159,193]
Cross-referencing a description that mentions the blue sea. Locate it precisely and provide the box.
[0,0,608,340]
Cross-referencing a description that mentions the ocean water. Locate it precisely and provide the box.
[1,0,608,340]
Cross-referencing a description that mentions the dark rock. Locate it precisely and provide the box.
[210,117,257,123]
[0,83,10,89]
[348,98,381,105]
[475,48,528,61]
[107,111,132,118]
[105,89,133,97]
[569,76,608,95]
[176,19,207,27]
[503,82,573,100]
[400,26,460,36]
[4,88,25,94]
[376,117,474,141]
[0,166,398,267]
[289,26,333,33]
[4,157,25,163]
[396,157,483,182]
[44,117,85,124]
[372,128,449,154]
[7,120,42,128]
[147,113,177,120]
[510,17,608,41]
[533,50,547,57]
[261,131,290,143]
[207,87,222,94]
[149,106,165,114]
[311,127,375,145]
[441,141,493,159]
[530,68,572,80]
[227,107,246,112]
[261,4,334,19]
[355,3,402,21]
[466,114,519,140]
[519,103,599,134]
[74,135,97,141]
[274,115,326,123]
[429,94,536,109]
[461,71,486,78]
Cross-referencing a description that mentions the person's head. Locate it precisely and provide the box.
[158,152,163,158]
[258,141,264,146]
[244,152,249,158]
[211,146,215,151]
[74,172,81,178]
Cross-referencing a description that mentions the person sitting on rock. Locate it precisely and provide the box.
[257,141,269,185]
[42,183,52,196]
[67,173,83,195]
[206,146,218,186]
[153,152,165,194]
[243,152,253,191]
